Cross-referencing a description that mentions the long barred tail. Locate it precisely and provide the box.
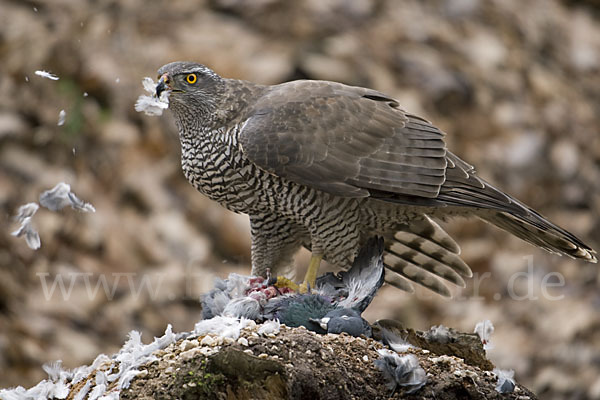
[479,206,597,263]
[434,154,597,264]
[376,149,596,297]
[435,152,597,264]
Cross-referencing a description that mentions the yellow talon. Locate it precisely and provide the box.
[274,276,299,291]
[273,254,323,294]
[300,254,322,293]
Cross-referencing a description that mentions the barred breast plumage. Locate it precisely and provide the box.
[156,61,596,297]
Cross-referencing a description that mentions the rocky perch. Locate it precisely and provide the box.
[1,319,537,400]
[1,240,537,399]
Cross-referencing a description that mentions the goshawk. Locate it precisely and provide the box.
[155,61,596,296]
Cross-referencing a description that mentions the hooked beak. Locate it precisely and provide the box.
[156,73,170,97]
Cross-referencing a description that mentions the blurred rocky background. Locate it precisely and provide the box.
[0,0,599,398]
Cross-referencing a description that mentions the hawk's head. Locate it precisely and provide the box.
[156,61,224,112]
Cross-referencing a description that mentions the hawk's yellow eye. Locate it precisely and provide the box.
[186,74,197,84]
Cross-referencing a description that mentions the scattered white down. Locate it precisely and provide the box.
[135,77,169,116]
[375,350,427,394]
[194,315,256,340]
[57,110,66,126]
[379,327,413,353]
[0,324,177,400]
[39,182,96,213]
[474,320,495,351]
[11,202,41,249]
[257,319,281,336]
[35,70,60,80]
[12,183,95,249]
[424,324,451,343]
[493,368,516,393]
[0,361,70,400]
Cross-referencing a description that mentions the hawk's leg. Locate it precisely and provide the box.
[295,205,361,292]
[298,253,322,293]
[249,213,306,279]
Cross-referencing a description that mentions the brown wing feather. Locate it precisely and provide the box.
[237,79,595,262]
[239,80,447,199]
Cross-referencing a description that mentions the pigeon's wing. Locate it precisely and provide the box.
[315,236,385,312]
[344,236,386,312]
[239,80,447,199]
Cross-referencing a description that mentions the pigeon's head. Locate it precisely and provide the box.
[156,61,224,113]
